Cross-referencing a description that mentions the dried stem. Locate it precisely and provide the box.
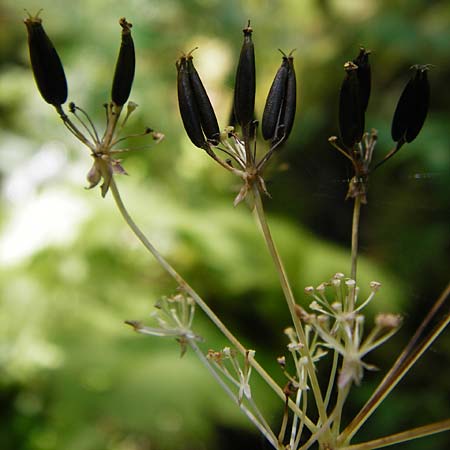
[339,418,450,450]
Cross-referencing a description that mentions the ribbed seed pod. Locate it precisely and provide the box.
[276,54,297,144]
[234,22,256,128]
[111,18,135,106]
[353,48,371,114]
[262,55,289,141]
[187,57,220,145]
[391,65,430,144]
[176,56,206,149]
[24,12,68,106]
[339,61,364,148]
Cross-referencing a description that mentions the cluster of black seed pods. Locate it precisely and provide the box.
[176,21,297,205]
[24,12,161,197]
[331,48,430,203]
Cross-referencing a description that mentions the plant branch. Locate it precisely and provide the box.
[108,176,316,431]
[251,184,330,436]
[339,419,450,450]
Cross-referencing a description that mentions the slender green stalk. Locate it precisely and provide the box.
[339,282,450,444]
[350,196,361,303]
[189,340,279,449]
[108,176,316,431]
[339,419,450,450]
[251,185,330,437]
[324,349,339,411]
[331,382,351,437]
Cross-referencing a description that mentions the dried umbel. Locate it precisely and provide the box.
[330,48,431,203]
[233,21,256,129]
[111,18,135,107]
[391,65,430,146]
[24,10,68,106]
[176,21,297,205]
[25,14,163,197]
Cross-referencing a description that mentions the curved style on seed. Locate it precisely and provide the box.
[24,11,68,106]
[111,18,135,107]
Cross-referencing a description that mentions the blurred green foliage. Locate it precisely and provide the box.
[0,0,449,449]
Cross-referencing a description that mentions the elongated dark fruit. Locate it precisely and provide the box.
[262,55,289,141]
[391,65,430,144]
[353,47,371,114]
[111,18,135,106]
[24,12,68,106]
[339,61,364,148]
[177,56,206,149]
[187,57,220,145]
[234,22,256,128]
[276,54,296,145]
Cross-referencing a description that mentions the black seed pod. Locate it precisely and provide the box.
[262,55,289,141]
[111,18,135,107]
[391,65,430,144]
[276,54,297,144]
[234,22,256,128]
[353,47,371,114]
[176,56,206,149]
[339,61,364,148]
[187,57,220,145]
[24,12,68,106]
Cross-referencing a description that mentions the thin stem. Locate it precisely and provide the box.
[339,419,450,450]
[299,413,335,450]
[189,340,279,449]
[108,176,316,431]
[102,104,122,147]
[350,196,361,289]
[294,393,308,450]
[251,185,330,436]
[278,398,290,446]
[55,105,95,151]
[370,141,404,173]
[331,382,352,437]
[324,349,339,411]
[339,281,450,444]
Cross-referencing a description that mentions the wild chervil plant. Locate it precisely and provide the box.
[25,11,449,450]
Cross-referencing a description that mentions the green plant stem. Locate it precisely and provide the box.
[339,419,450,450]
[324,349,339,411]
[339,281,450,444]
[102,104,123,147]
[251,185,330,436]
[189,340,279,449]
[350,196,361,294]
[108,176,316,432]
[331,382,351,437]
